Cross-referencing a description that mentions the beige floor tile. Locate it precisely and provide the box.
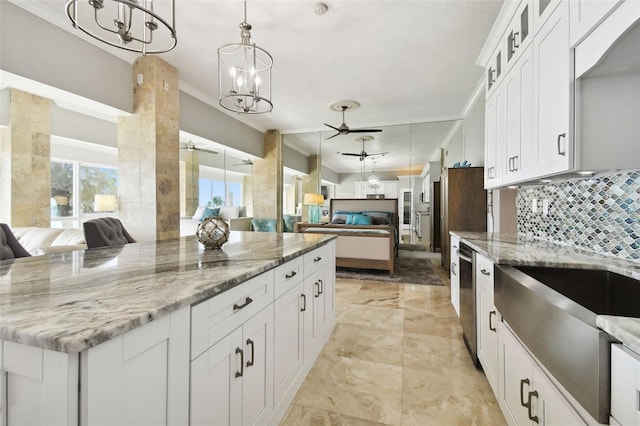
[403,309,461,338]
[295,354,403,425]
[280,404,393,426]
[338,303,405,332]
[401,366,505,426]
[324,323,404,366]
[403,333,471,372]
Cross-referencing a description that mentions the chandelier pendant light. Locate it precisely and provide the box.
[218,0,273,114]
[65,0,176,55]
[368,160,381,190]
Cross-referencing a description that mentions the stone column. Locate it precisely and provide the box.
[252,130,282,231]
[118,56,180,241]
[242,174,253,217]
[301,154,321,222]
[0,89,51,227]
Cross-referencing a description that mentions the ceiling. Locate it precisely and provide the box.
[11,0,503,174]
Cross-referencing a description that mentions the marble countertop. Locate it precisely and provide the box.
[451,232,640,355]
[0,232,335,353]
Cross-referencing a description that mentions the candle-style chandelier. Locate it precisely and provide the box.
[218,0,273,114]
[65,0,177,55]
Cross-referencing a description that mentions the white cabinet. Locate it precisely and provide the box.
[498,322,586,426]
[569,0,622,46]
[190,272,275,426]
[476,253,499,398]
[190,305,274,426]
[450,235,460,316]
[82,306,190,426]
[484,84,503,188]
[1,340,79,426]
[532,0,572,177]
[610,343,640,426]
[355,180,398,199]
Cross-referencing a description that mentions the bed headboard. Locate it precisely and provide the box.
[329,198,399,225]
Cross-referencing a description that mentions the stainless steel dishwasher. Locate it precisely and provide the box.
[457,242,479,367]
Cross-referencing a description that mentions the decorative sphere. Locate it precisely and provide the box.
[196,217,230,250]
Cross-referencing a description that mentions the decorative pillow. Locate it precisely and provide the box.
[363,211,393,225]
[219,206,240,220]
[370,216,391,225]
[252,219,277,232]
[200,207,220,221]
[282,215,296,232]
[192,206,206,220]
[238,206,247,217]
[331,216,346,224]
[352,214,373,225]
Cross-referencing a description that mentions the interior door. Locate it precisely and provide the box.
[400,189,413,231]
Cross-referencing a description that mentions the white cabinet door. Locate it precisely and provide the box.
[476,253,498,399]
[322,243,336,335]
[569,0,622,46]
[191,305,274,426]
[499,322,537,426]
[485,81,505,188]
[505,48,534,183]
[450,235,460,316]
[273,280,305,406]
[241,304,274,426]
[2,341,79,426]
[498,322,585,426]
[83,306,190,426]
[190,328,243,426]
[384,181,399,199]
[533,0,572,176]
[610,343,640,426]
[531,365,587,426]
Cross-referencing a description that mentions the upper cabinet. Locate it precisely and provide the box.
[480,0,638,189]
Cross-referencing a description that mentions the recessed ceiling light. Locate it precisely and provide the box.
[314,3,329,15]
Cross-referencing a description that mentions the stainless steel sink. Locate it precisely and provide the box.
[495,265,639,423]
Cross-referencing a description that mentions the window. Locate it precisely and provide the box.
[51,160,118,228]
[199,178,242,207]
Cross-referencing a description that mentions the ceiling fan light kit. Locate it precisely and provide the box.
[65,0,176,55]
[324,100,382,140]
[218,0,273,114]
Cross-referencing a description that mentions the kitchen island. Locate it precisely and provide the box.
[0,231,337,425]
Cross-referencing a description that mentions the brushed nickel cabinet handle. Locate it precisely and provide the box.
[520,378,530,407]
[528,390,539,423]
[314,256,322,262]
[300,294,306,312]
[233,297,253,311]
[480,268,491,276]
[235,348,244,378]
[285,271,297,279]
[246,339,254,367]
[489,310,496,332]
[557,133,567,156]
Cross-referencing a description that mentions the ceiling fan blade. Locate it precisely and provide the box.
[340,153,362,156]
[324,123,341,131]
[324,132,341,140]
[199,149,219,155]
[348,129,383,133]
[368,152,389,157]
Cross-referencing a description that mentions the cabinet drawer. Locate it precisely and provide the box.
[303,245,329,277]
[191,271,274,359]
[274,256,304,299]
[475,252,494,293]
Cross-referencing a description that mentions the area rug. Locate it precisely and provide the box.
[336,256,444,286]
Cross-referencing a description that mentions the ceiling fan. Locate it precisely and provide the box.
[179,141,218,155]
[324,103,383,140]
[232,159,254,166]
[340,136,388,162]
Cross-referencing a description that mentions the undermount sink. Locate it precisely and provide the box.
[495,265,640,423]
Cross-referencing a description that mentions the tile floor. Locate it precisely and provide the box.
[280,250,506,426]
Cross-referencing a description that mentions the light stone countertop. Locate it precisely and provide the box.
[0,232,336,353]
[452,231,640,355]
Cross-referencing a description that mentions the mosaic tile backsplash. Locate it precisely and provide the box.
[517,171,640,261]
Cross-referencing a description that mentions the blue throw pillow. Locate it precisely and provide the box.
[200,207,220,221]
[352,214,373,225]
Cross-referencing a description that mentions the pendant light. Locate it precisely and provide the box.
[218,0,273,114]
[65,0,177,55]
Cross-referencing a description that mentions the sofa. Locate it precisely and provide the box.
[12,227,87,256]
[180,206,253,237]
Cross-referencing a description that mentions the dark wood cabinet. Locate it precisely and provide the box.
[440,167,487,269]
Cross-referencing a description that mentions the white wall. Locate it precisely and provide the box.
[463,90,485,167]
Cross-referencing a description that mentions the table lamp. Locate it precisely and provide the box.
[94,194,117,213]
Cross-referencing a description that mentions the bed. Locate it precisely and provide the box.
[296,198,399,276]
